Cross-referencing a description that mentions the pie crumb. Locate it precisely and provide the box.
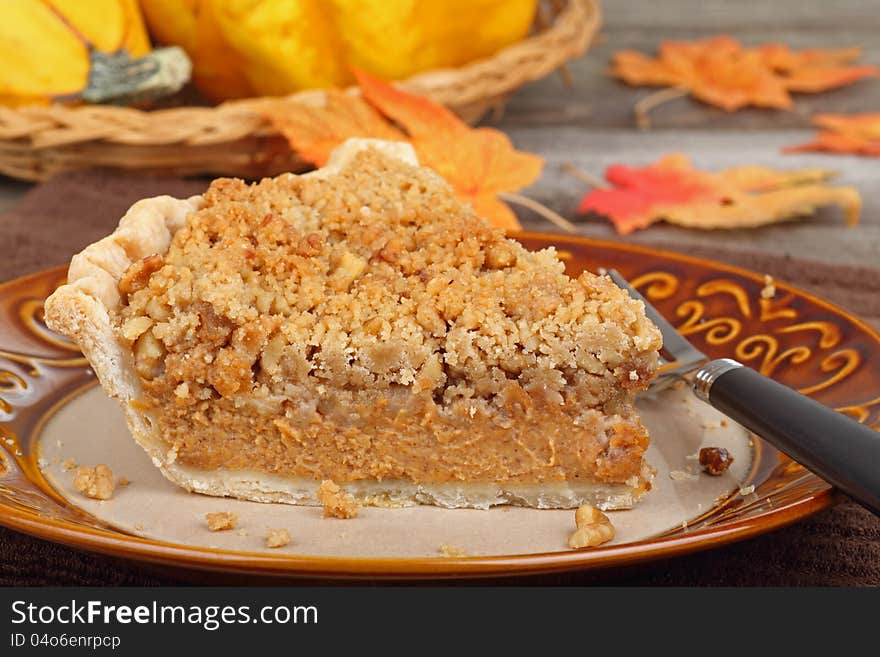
[317,480,359,519]
[699,446,734,476]
[669,469,700,482]
[438,544,468,558]
[73,464,115,500]
[265,528,291,548]
[117,476,130,487]
[205,511,237,531]
[568,504,615,549]
[61,458,77,472]
[760,275,776,299]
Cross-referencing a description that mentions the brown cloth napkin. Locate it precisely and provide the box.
[1,169,878,586]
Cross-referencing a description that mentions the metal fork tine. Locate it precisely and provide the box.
[606,269,707,378]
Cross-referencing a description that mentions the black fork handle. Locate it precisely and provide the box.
[693,359,880,516]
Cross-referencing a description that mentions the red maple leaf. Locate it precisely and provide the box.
[577,155,860,234]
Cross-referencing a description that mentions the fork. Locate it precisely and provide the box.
[608,269,880,516]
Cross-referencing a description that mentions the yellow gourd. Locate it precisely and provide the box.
[138,0,255,100]
[138,0,538,101]
[0,0,152,106]
[330,0,538,81]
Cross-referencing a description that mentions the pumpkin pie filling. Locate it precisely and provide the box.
[46,140,662,509]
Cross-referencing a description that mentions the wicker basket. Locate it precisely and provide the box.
[0,0,600,182]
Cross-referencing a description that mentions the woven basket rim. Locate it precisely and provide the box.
[0,0,601,181]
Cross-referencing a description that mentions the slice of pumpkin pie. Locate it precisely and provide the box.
[45,139,662,510]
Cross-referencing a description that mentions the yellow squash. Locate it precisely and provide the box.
[330,0,538,81]
[138,0,537,101]
[0,0,151,106]
[138,0,254,101]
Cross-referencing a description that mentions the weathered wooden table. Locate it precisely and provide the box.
[499,0,880,267]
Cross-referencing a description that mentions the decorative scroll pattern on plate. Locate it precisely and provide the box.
[631,271,869,401]
[0,276,88,480]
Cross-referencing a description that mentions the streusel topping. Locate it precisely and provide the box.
[117,148,660,410]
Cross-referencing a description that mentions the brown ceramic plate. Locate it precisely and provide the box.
[1,233,877,581]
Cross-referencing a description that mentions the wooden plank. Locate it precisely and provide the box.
[601,0,880,30]
[507,127,879,267]
[490,0,880,268]
[496,0,880,129]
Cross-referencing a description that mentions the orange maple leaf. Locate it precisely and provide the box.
[613,37,791,112]
[266,90,405,167]
[784,113,880,157]
[354,70,544,231]
[577,154,861,234]
[611,37,878,124]
[756,45,880,93]
[264,71,543,231]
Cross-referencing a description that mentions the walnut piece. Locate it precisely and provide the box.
[205,511,237,531]
[118,254,164,297]
[316,479,359,519]
[265,528,291,548]
[73,464,116,500]
[133,330,166,379]
[330,251,367,291]
[121,316,154,342]
[568,504,615,549]
[699,447,734,476]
